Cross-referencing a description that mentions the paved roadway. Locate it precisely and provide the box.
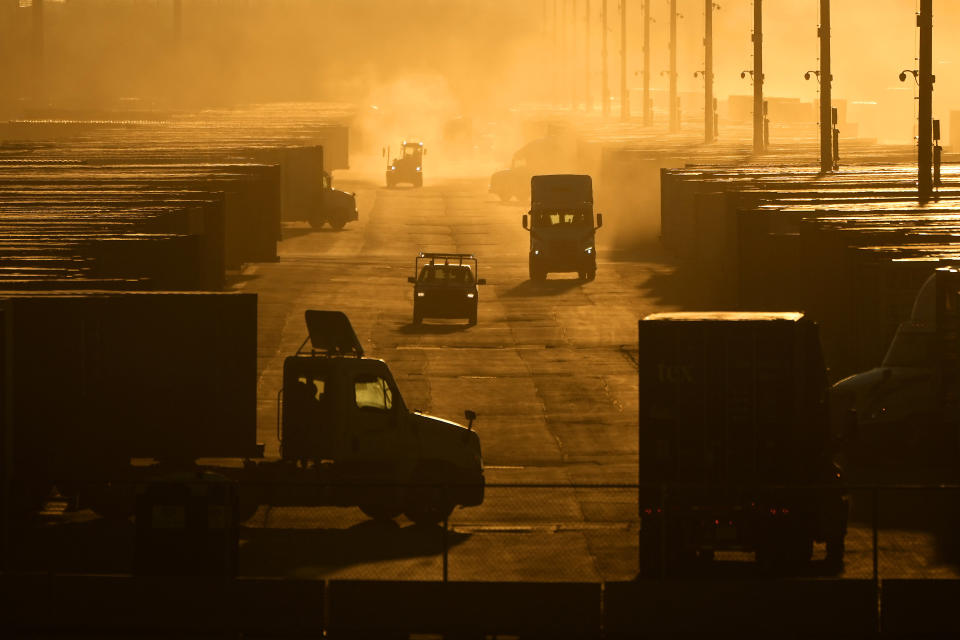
[233,172,958,583]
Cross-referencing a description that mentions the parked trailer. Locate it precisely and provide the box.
[637,312,847,576]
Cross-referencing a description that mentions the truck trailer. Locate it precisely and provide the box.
[637,312,847,576]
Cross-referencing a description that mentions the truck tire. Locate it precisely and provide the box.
[404,464,455,527]
[414,175,423,188]
[529,257,546,282]
[329,216,346,231]
[468,305,478,325]
[413,307,423,325]
[307,216,326,231]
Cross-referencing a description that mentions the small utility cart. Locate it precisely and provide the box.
[408,252,486,325]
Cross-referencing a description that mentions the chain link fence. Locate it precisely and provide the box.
[3,482,959,582]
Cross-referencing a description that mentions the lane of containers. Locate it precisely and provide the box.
[660,163,960,377]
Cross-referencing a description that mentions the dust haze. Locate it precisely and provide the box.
[3,1,958,221]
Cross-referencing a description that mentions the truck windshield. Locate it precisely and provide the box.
[418,265,474,284]
[532,211,590,226]
[355,376,393,411]
[404,146,419,157]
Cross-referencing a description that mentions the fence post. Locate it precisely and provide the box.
[659,483,667,580]
[442,483,449,583]
[872,487,879,584]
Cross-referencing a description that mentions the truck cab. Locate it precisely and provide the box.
[522,174,602,281]
[308,170,358,230]
[280,310,484,524]
[831,267,960,474]
[385,141,425,188]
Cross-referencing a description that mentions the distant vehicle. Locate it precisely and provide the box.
[637,312,848,576]
[384,141,425,188]
[489,135,576,202]
[308,170,358,230]
[522,174,602,281]
[489,155,532,202]
[831,267,960,474]
[408,252,486,325]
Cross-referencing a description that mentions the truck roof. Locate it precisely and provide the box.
[643,311,805,323]
[530,174,593,208]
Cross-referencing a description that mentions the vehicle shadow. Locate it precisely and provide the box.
[280,223,314,240]
[501,279,583,297]
[239,519,470,577]
[397,322,472,335]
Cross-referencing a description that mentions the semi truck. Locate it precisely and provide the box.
[1,294,483,528]
[522,174,602,281]
[831,266,960,477]
[307,170,358,230]
[637,312,847,576]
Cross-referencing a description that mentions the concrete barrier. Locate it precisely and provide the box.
[327,580,601,638]
[881,579,960,634]
[604,579,878,636]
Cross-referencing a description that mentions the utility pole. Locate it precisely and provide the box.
[669,0,679,132]
[562,0,568,110]
[173,0,183,47]
[585,0,591,111]
[818,0,833,173]
[571,0,578,110]
[704,1,714,143]
[643,0,651,126]
[602,0,610,117]
[31,0,44,105]
[553,0,559,106]
[918,0,933,201]
[753,0,764,152]
[621,0,629,120]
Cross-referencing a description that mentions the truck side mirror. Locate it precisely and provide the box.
[407,276,416,283]
[464,410,477,430]
[381,147,386,158]
[596,213,603,228]
[477,278,487,285]
[423,148,427,156]
[522,214,529,230]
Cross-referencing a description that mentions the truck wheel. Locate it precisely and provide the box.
[529,258,546,282]
[330,217,346,231]
[404,464,455,527]
[468,306,478,325]
[414,175,423,188]
[404,502,453,527]
[824,536,845,572]
[360,504,403,522]
[307,216,326,231]
[413,308,423,325]
[587,269,596,281]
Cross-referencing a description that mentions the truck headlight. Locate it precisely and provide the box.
[416,167,421,171]
[466,293,475,299]
[416,292,425,298]
[584,247,594,254]
[390,166,396,170]
[533,250,540,256]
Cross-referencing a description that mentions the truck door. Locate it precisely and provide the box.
[346,372,402,477]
